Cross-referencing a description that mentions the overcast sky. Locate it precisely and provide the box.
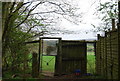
[24,0,115,40]
[43,0,103,40]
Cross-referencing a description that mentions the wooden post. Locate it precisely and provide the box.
[54,38,62,76]
[93,42,97,74]
[32,52,38,78]
[58,38,62,76]
[118,1,120,80]
[97,34,101,75]
[97,34,100,40]
[41,39,43,72]
[84,42,87,74]
[112,19,115,30]
[96,34,101,75]
[38,38,42,74]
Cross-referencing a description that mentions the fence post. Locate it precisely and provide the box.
[58,38,62,76]
[55,38,62,76]
[32,52,38,78]
[112,19,115,30]
[97,34,101,75]
[97,34,100,40]
[118,1,120,80]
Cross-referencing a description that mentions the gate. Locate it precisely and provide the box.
[55,40,87,75]
[26,38,87,77]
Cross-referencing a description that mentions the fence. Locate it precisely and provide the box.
[96,28,120,79]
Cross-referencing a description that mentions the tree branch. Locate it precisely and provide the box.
[19,2,33,16]
[12,2,30,14]
[47,1,65,13]
[15,2,42,28]
[10,2,16,13]
[29,10,57,15]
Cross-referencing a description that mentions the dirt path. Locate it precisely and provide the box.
[41,71,54,77]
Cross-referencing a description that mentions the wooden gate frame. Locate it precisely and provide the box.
[25,37,62,76]
[39,37,62,76]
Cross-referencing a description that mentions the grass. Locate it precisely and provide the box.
[87,54,95,74]
[87,51,94,55]
[41,56,55,72]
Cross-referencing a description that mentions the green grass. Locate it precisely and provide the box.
[87,51,94,55]
[41,56,55,72]
[87,54,95,74]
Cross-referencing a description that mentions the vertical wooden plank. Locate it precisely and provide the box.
[102,37,105,77]
[96,41,99,74]
[97,33,101,75]
[58,38,62,76]
[99,36,102,75]
[55,39,61,75]
[101,37,103,76]
[117,1,120,79]
[118,27,120,80]
[103,37,106,76]
[103,37,105,77]
[96,34,100,75]
[97,34,101,75]
[105,31,107,78]
[94,42,97,74]
[54,53,59,75]
[109,30,113,79]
